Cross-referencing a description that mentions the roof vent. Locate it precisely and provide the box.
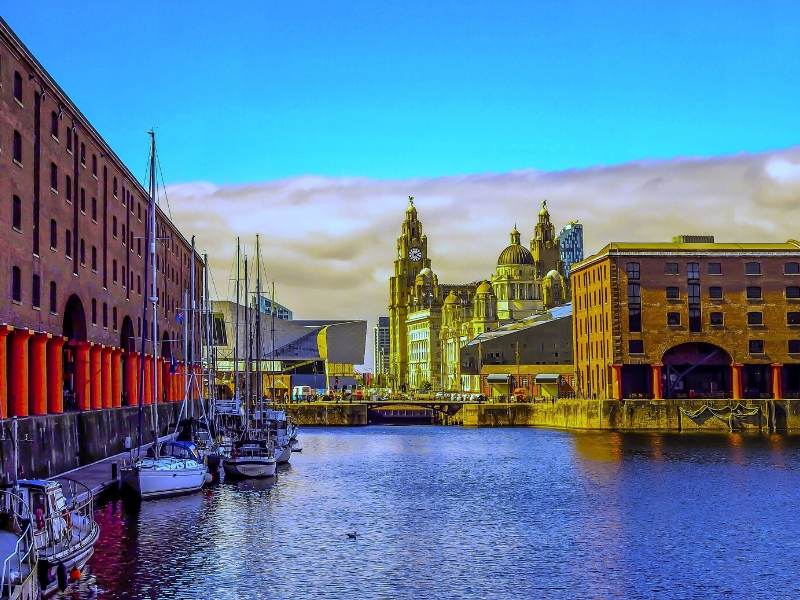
[672,235,715,244]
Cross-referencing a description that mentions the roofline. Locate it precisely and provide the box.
[0,17,201,260]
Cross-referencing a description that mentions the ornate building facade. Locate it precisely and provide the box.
[389,197,570,391]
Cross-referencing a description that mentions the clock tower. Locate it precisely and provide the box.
[389,196,431,388]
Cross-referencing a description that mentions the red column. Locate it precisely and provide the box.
[75,341,91,410]
[125,352,137,407]
[29,332,49,416]
[111,349,122,407]
[160,359,169,403]
[772,363,783,400]
[611,364,623,400]
[10,329,32,417]
[0,326,9,419]
[101,347,112,408]
[177,363,184,402]
[731,363,743,400]
[651,363,663,400]
[46,337,65,414]
[90,345,103,410]
[143,355,153,405]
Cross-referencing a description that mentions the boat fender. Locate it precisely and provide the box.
[34,507,45,530]
[56,562,68,591]
[36,559,51,590]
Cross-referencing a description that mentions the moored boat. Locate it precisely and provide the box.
[222,439,277,479]
[0,489,38,599]
[121,441,209,500]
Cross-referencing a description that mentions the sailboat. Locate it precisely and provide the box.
[222,238,277,479]
[121,131,209,500]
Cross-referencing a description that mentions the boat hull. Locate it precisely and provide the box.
[223,458,276,479]
[121,465,207,500]
[38,524,100,597]
[275,444,292,465]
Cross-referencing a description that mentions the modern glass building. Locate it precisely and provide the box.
[558,221,584,277]
[374,316,390,376]
[257,296,293,320]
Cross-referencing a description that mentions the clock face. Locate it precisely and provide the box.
[408,247,423,261]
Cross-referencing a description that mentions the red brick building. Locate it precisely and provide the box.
[0,18,203,418]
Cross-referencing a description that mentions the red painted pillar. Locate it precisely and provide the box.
[177,363,184,402]
[29,332,49,416]
[161,359,169,403]
[143,356,153,405]
[90,345,103,410]
[125,352,137,406]
[47,337,65,414]
[111,349,122,408]
[651,363,663,400]
[101,347,112,408]
[732,363,743,400]
[772,363,783,400]
[10,329,32,417]
[612,364,623,400]
[75,341,91,410]
[0,326,9,419]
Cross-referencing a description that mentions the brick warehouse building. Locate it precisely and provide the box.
[0,18,203,421]
[571,235,800,401]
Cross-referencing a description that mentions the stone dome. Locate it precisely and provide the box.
[476,281,493,295]
[444,291,459,305]
[418,267,433,278]
[545,269,561,279]
[497,244,534,266]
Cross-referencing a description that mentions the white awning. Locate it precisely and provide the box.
[535,373,560,384]
[486,374,511,383]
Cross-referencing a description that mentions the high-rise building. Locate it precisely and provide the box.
[374,316,390,376]
[256,296,293,320]
[558,221,584,277]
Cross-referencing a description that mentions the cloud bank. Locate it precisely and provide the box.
[164,146,800,370]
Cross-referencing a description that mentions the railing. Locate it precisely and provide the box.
[36,478,97,561]
[0,490,36,599]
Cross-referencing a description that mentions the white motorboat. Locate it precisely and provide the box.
[263,410,293,465]
[121,441,209,500]
[0,489,38,599]
[222,439,276,479]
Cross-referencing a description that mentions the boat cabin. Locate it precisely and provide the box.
[149,441,202,462]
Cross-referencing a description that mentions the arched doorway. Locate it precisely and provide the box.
[662,342,732,399]
[62,295,87,411]
[161,331,172,360]
[120,316,135,406]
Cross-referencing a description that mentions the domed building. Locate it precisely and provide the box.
[389,197,572,392]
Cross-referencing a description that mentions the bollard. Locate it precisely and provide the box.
[111,461,119,486]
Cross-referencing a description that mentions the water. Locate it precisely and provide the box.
[81,427,800,599]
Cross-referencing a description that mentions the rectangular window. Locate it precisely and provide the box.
[112,216,117,237]
[66,127,72,152]
[80,188,85,213]
[747,311,763,326]
[788,312,800,326]
[65,229,72,259]
[12,195,21,231]
[91,299,97,325]
[91,197,97,221]
[13,71,22,103]
[785,262,800,275]
[790,340,800,354]
[626,262,640,280]
[113,307,118,330]
[749,339,764,354]
[665,262,679,275]
[80,239,85,265]
[31,274,40,308]
[687,262,700,280]
[113,260,118,282]
[91,246,97,271]
[66,175,72,201]
[787,286,800,299]
[628,340,644,354]
[667,312,681,326]
[709,286,723,300]
[80,142,86,166]
[103,303,108,328]
[708,262,722,275]
[746,286,762,300]
[688,283,700,302]
[666,286,680,300]
[710,312,724,326]
[11,266,21,302]
[745,261,761,275]
[49,219,57,249]
[13,130,22,164]
[50,111,59,139]
[49,282,57,313]
[92,154,97,176]
[50,162,58,191]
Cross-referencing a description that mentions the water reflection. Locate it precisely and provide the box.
[80,427,800,600]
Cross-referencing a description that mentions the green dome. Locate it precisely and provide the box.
[497,244,534,266]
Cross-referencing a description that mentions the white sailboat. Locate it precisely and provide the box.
[121,131,208,500]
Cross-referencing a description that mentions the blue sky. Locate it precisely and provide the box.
[4,1,799,184]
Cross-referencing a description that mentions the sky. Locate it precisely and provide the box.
[4,3,800,369]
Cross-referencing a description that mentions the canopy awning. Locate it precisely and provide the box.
[486,374,511,384]
[535,373,560,384]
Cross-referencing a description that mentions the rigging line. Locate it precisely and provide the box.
[155,148,173,221]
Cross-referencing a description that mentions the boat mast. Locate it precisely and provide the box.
[203,252,214,421]
[256,235,262,421]
[271,281,276,403]
[234,237,240,404]
[148,130,159,458]
[244,254,250,435]
[188,235,197,418]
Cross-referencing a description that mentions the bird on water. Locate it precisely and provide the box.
[347,531,358,540]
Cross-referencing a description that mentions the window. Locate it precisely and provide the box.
[11,266,21,302]
[709,286,723,300]
[66,127,72,152]
[746,286,762,300]
[12,195,21,230]
[788,312,800,326]
[790,340,800,354]
[112,307,118,330]
[122,224,126,244]
[113,177,118,197]
[137,238,141,256]
[80,142,86,166]
[90,197,96,221]
[80,188,85,213]
[50,111,59,139]
[667,312,681,326]
[785,262,800,275]
[628,340,644,354]
[666,286,680,300]
[787,286,800,299]
[50,162,57,191]
[12,71,22,103]
[626,262,640,280]
[80,239,85,265]
[687,262,700,280]
[113,260,117,282]
[49,219,57,249]
[92,154,97,176]
[745,261,761,275]
[665,262,679,275]
[65,229,72,258]
[31,274,40,308]
[137,202,142,220]
[91,246,97,271]
[708,262,722,275]
[12,130,22,164]
[112,216,117,237]
[91,299,97,325]
[710,312,724,326]
[49,282,56,313]
[749,339,764,354]
[102,303,108,328]
[137,275,141,294]
[66,175,72,201]
[747,311,763,326]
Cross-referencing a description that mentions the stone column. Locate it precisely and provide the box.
[75,341,91,411]
[46,337,65,414]
[10,329,32,417]
[90,345,103,410]
[111,349,122,408]
[143,355,153,405]
[611,364,623,400]
[771,363,783,400]
[651,363,663,400]
[125,352,137,407]
[0,326,10,419]
[731,363,743,400]
[101,347,112,408]
[29,332,50,416]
